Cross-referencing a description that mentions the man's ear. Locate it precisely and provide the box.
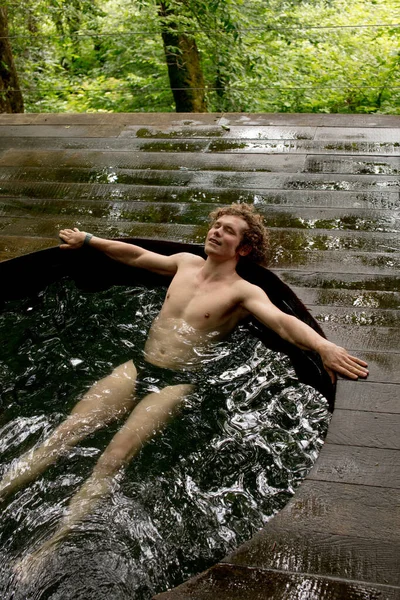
[238,244,252,257]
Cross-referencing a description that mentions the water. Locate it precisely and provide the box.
[0,280,329,599]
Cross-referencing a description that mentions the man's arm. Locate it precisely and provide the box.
[59,228,181,276]
[241,283,368,381]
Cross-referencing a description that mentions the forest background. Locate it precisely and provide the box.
[2,0,400,114]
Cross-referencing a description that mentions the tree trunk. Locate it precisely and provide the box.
[158,1,207,112]
[0,7,24,113]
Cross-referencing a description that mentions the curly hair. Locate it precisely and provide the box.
[209,203,269,265]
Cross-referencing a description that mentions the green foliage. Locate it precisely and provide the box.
[6,0,400,113]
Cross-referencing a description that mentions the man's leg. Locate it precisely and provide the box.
[18,383,193,572]
[0,360,138,502]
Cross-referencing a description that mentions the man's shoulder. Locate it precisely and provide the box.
[233,276,268,300]
[175,252,205,266]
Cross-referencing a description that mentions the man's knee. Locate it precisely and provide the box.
[174,383,193,396]
[96,446,129,475]
[159,383,194,410]
[111,360,137,382]
[104,360,138,399]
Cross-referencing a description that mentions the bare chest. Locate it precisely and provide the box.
[160,270,244,330]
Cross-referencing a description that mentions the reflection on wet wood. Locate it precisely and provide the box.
[311,305,400,327]
[309,444,400,486]
[257,479,400,545]
[3,166,398,190]
[223,524,400,587]
[0,125,125,138]
[0,235,56,261]
[347,351,400,384]
[276,270,400,292]
[0,149,307,172]
[0,180,397,209]
[154,563,400,600]
[1,136,399,155]
[325,410,400,449]
[290,287,400,310]
[0,112,399,600]
[334,380,400,413]
[2,199,400,234]
[317,324,399,352]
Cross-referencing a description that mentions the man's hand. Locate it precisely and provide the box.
[59,228,86,249]
[317,340,369,383]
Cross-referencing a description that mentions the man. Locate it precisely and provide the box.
[3,203,368,566]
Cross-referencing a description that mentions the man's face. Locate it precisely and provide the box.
[205,214,249,259]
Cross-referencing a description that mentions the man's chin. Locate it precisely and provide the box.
[204,245,219,257]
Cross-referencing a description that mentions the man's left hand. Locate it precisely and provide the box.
[318,340,369,383]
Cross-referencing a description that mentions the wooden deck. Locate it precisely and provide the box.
[0,112,399,600]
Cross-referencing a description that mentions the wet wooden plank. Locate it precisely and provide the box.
[276,271,400,293]
[1,136,399,156]
[304,155,400,175]
[119,124,318,140]
[1,112,398,128]
[0,235,56,261]
[0,166,398,191]
[207,139,400,156]
[1,198,399,237]
[66,214,400,253]
[0,198,215,223]
[223,524,400,587]
[0,218,205,244]
[0,182,397,211]
[0,136,211,154]
[1,219,398,274]
[291,287,400,310]
[2,206,399,251]
[0,113,221,126]
[154,563,400,600]
[334,381,400,413]
[270,480,400,542]
[116,122,400,145]
[0,125,124,138]
[322,324,399,353]
[310,306,400,328]
[271,251,400,275]
[325,410,400,449]
[309,444,400,487]
[220,113,400,128]
[0,149,307,173]
[314,127,400,143]
[0,114,39,125]
[353,352,400,384]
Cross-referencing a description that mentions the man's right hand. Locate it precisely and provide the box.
[59,228,87,249]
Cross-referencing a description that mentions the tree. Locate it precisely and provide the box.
[157,0,207,112]
[5,0,400,114]
[0,6,24,113]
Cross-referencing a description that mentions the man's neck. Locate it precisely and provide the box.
[199,255,240,282]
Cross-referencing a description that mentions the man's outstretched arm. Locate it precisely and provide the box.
[241,283,368,382]
[59,228,181,276]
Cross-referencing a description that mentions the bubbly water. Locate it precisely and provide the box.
[0,280,329,599]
